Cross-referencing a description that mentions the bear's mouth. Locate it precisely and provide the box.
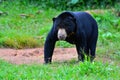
[57,28,67,40]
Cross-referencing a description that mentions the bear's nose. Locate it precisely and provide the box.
[59,35,65,40]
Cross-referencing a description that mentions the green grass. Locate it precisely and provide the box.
[0,60,120,80]
[0,1,60,48]
[0,1,120,49]
[0,1,120,80]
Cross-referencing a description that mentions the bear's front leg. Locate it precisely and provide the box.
[44,34,56,64]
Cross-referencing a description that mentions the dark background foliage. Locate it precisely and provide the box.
[0,0,120,10]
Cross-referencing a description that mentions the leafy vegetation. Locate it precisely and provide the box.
[0,1,60,48]
[0,60,120,80]
[0,0,120,49]
[1,0,119,10]
[0,1,120,79]
[0,0,120,64]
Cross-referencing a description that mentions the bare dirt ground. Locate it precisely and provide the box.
[0,48,115,65]
[0,48,78,64]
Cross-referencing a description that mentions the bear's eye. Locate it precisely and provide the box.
[57,26,60,30]
[58,26,63,28]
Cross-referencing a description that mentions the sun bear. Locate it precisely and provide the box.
[44,11,98,63]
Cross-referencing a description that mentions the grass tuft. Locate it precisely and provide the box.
[0,59,120,80]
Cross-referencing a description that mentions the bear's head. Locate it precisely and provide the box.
[53,12,76,40]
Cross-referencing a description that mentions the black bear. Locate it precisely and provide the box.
[44,11,98,63]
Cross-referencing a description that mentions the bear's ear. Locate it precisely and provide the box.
[52,17,56,21]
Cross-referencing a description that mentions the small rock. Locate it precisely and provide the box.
[12,53,17,56]
[0,11,3,15]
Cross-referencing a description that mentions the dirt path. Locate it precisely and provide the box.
[0,48,78,64]
[0,48,115,65]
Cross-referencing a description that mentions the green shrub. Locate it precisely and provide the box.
[0,0,119,10]
[1,35,41,49]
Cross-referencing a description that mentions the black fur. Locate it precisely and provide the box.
[44,11,98,63]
